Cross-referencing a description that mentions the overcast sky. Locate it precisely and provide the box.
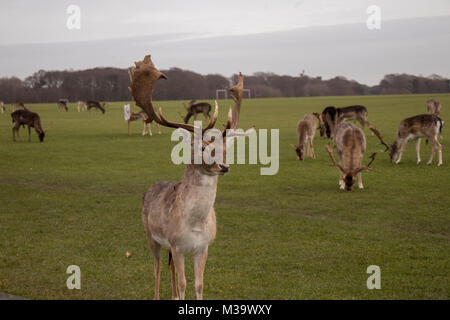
[0,0,449,84]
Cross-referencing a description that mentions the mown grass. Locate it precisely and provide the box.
[0,94,449,299]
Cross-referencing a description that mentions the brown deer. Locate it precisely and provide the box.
[291,114,317,160]
[325,122,377,191]
[426,98,441,116]
[57,99,68,112]
[86,101,107,114]
[370,114,443,166]
[129,55,251,300]
[125,103,161,136]
[180,100,211,124]
[11,109,45,142]
[318,105,371,138]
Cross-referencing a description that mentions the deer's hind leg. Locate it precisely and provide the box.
[28,126,31,142]
[12,124,21,142]
[416,138,421,164]
[309,136,316,159]
[427,137,442,166]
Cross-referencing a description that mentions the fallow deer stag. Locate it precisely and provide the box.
[180,100,212,124]
[318,105,371,138]
[11,109,46,142]
[86,100,107,114]
[291,114,317,160]
[325,122,377,191]
[129,55,251,300]
[426,98,441,116]
[370,114,443,166]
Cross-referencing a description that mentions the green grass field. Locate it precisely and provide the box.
[0,94,449,299]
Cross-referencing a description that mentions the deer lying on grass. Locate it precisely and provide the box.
[129,55,251,300]
[77,101,88,112]
[291,114,317,160]
[125,104,161,136]
[86,101,107,114]
[11,109,45,142]
[57,99,68,112]
[180,100,212,124]
[0,101,5,113]
[370,114,443,166]
[325,122,377,191]
[426,98,441,116]
[317,105,371,138]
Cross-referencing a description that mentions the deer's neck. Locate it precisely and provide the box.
[179,165,218,226]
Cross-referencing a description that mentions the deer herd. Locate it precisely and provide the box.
[0,54,446,300]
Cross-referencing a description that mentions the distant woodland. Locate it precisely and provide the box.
[0,67,449,103]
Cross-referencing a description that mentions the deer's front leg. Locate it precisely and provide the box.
[171,249,186,300]
[416,138,421,164]
[194,248,208,300]
[28,126,31,142]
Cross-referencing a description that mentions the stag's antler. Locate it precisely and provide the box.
[325,144,345,173]
[369,125,390,152]
[128,55,218,134]
[354,152,377,175]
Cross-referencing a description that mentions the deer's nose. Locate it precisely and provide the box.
[219,164,229,173]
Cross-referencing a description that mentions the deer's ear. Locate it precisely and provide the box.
[290,144,298,150]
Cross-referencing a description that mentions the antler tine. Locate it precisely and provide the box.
[222,106,233,137]
[325,144,345,173]
[203,100,219,131]
[369,125,390,152]
[354,152,378,175]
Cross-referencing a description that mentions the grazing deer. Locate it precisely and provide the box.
[124,103,161,136]
[11,109,45,142]
[77,101,88,112]
[370,114,443,166]
[291,114,317,160]
[0,101,5,114]
[318,105,370,138]
[129,55,251,300]
[180,100,212,124]
[57,99,68,112]
[86,101,107,114]
[426,98,441,116]
[325,122,377,191]
[12,102,27,112]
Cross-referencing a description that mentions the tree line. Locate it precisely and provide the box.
[0,67,448,103]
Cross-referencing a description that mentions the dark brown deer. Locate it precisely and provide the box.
[318,105,370,138]
[129,55,252,300]
[180,100,211,124]
[86,101,107,114]
[57,99,68,112]
[11,109,45,142]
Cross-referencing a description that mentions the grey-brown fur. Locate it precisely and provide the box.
[387,114,443,166]
[182,100,211,123]
[291,114,317,160]
[426,98,441,116]
[128,109,161,136]
[0,101,5,114]
[86,100,106,114]
[11,109,45,142]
